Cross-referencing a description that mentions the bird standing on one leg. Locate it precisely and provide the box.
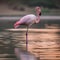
[14,6,41,28]
[14,6,41,51]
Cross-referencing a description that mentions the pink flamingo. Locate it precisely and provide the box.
[14,6,41,51]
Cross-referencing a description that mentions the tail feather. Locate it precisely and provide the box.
[14,21,20,28]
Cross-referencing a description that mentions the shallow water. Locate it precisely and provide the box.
[0,19,60,60]
[0,28,60,60]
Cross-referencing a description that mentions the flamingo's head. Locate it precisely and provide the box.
[35,6,41,16]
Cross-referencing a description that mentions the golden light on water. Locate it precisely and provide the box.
[3,28,60,60]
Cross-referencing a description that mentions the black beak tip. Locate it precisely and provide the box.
[39,12,41,16]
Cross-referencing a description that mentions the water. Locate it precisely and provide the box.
[0,19,60,60]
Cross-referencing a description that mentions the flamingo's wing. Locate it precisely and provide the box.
[14,14,36,28]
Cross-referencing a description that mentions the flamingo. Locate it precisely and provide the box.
[14,6,41,51]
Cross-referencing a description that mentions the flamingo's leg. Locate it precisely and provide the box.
[26,26,28,51]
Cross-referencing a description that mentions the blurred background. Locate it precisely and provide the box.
[0,0,60,60]
[0,0,60,15]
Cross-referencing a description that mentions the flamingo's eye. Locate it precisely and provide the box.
[35,6,40,10]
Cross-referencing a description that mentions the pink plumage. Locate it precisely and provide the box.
[14,6,41,54]
[14,6,41,28]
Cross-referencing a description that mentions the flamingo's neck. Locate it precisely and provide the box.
[36,11,40,23]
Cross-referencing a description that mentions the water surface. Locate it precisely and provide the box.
[0,19,60,60]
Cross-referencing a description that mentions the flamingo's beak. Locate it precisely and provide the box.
[39,12,41,16]
[38,8,41,16]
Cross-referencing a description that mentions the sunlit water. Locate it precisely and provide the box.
[0,20,60,60]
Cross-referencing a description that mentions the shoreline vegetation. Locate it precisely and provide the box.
[0,3,60,16]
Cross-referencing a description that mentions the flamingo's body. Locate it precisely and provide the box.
[14,6,41,51]
[14,6,41,28]
[14,14,37,28]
